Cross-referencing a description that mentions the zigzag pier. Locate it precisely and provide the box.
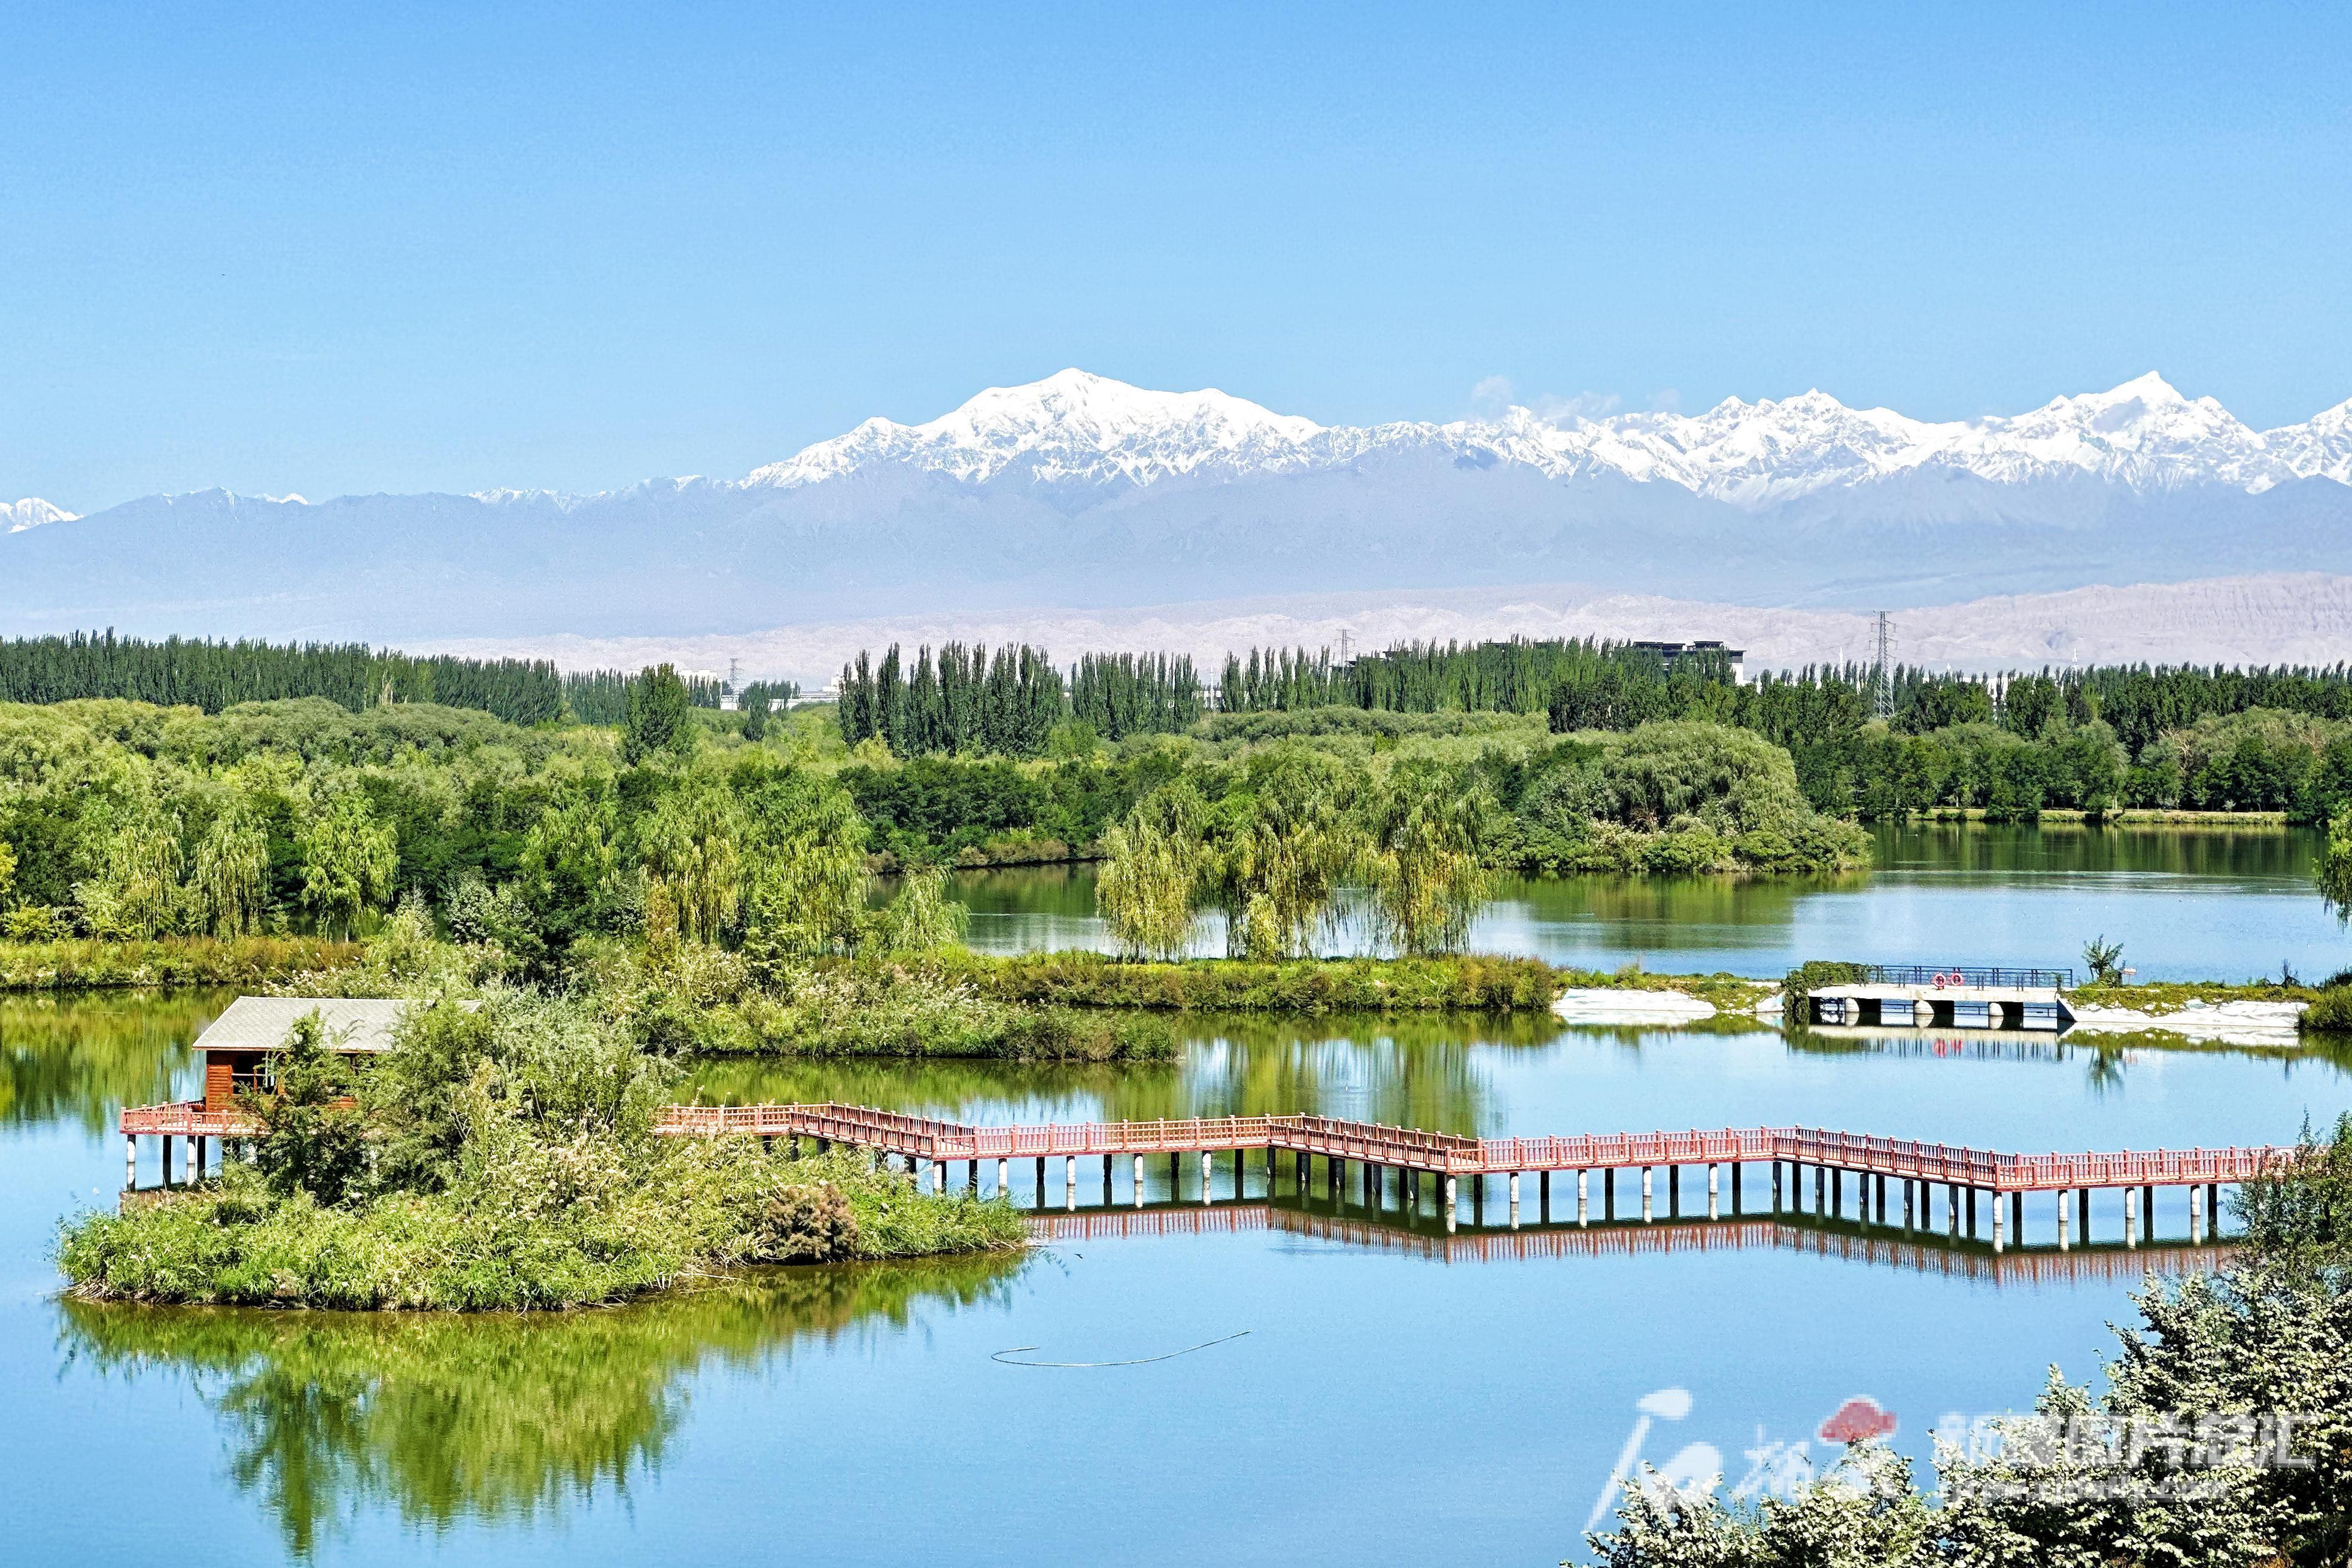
[648,1103,2289,1254]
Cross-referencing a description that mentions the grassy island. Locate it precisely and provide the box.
[58,992,1023,1311]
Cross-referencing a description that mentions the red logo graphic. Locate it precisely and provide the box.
[1817,1397,1898,1444]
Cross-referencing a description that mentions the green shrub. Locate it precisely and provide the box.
[1780,959,1872,1023]
[2300,984,2352,1035]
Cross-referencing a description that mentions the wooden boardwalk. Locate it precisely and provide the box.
[647,1101,2288,1194]
[117,1096,2288,1251]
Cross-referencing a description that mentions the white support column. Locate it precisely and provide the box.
[1444,1174,1459,1231]
[1200,1150,1213,1204]
[997,1157,1010,1197]
[1576,1169,1590,1226]
[1992,1192,2005,1253]
[1132,1153,1145,1208]
[125,1135,137,1189]
[1641,1166,1654,1223]
[2125,1186,2139,1248]
[2190,1184,2204,1244]
[934,1159,949,1194]
[1065,1155,1077,1211]
[1707,1163,1720,1221]
[2056,1189,2071,1251]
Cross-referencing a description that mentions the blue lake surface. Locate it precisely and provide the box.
[952,822,2350,983]
[7,969,2351,1566]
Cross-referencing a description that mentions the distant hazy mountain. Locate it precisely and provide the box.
[433,573,2352,690]
[7,370,2350,643]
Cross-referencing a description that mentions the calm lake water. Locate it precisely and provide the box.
[7,836,2350,1567]
[952,822,2347,984]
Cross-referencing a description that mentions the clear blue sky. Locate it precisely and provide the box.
[5,2,2347,512]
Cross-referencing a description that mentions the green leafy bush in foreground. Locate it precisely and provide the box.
[56,991,1023,1310]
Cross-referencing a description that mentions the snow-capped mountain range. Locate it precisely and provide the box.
[5,370,2351,646]
[746,368,2352,502]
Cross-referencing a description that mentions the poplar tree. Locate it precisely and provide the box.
[622,664,695,764]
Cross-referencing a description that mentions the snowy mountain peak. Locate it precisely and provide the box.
[745,369,1324,490]
[3,497,76,533]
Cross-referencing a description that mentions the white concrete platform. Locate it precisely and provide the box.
[1552,988,1718,1025]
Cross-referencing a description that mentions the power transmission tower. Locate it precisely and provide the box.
[1871,612,1895,719]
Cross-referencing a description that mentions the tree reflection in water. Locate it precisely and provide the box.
[0,990,223,1132]
[683,1010,1568,1137]
[57,1253,1027,1557]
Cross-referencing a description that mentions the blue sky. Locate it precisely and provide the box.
[5,2,2348,512]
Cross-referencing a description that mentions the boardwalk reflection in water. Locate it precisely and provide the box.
[1031,1202,2232,1286]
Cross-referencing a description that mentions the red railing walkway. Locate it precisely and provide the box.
[119,1097,2288,1252]
[646,1101,2287,1193]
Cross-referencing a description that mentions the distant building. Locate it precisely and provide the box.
[1629,639,1747,684]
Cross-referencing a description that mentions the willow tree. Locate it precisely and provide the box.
[637,776,743,944]
[298,791,397,939]
[77,815,186,939]
[1213,749,1366,960]
[738,761,868,955]
[864,865,970,955]
[190,806,270,936]
[1367,759,1493,955]
[519,789,622,937]
[1096,782,1211,959]
[2323,806,2352,923]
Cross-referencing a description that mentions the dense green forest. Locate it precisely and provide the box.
[0,684,1865,952]
[832,635,2352,818]
[0,630,569,725]
[0,630,804,733]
